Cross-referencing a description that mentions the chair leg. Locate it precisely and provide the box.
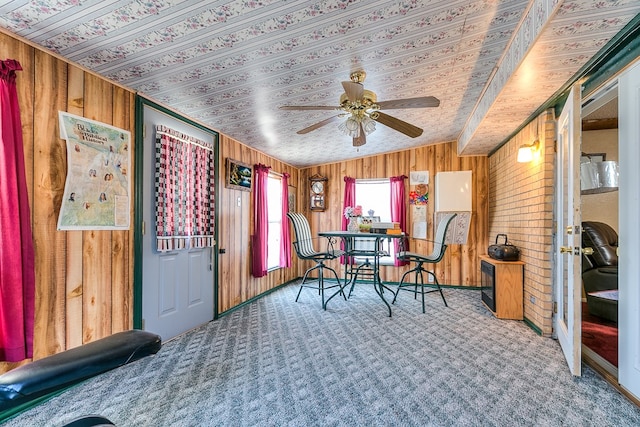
[418,269,426,314]
[347,259,368,297]
[323,266,347,310]
[319,264,325,309]
[413,267,423,300]
[393,265,420,304]
[296,263,321,302]
[429,271,448,307]
[393,262,447,312]
[324,265,347,301]
[298,261,346,309]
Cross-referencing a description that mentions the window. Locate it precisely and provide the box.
[266,173,283,270]
[355,179,395,264]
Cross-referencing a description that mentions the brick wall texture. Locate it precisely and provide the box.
[488,110,556,335]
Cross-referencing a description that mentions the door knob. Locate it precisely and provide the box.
[560,246,573,254]
[582,247,594,256]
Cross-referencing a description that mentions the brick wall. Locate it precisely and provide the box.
[488,110,556,335]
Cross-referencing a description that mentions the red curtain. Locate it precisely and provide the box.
[0,59,35,362]
[390,175,409,266]
[341,176,356,263]
[279,173,291,268]
[252,164,271,277]
[342,177,356,230]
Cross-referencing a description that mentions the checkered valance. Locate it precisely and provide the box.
[155,125,215,251]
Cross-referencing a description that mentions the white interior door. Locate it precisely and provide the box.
[618,60,640,399]
[141,104,215,341]
[554,83,582,376]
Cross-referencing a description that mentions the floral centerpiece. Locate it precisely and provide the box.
[344,205,363,232]
[344,205,363,219]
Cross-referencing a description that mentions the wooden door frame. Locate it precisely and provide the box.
[133,95,220,329]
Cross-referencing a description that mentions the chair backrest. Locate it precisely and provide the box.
[582,221,618,267]
[287,212,317,257]
[428,213,457,261]
[353,237,378,252]
[352,236,385,257]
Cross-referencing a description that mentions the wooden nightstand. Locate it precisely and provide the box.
[479,255,524,320]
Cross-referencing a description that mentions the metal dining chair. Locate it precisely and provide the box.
[392,213,457,313]
[287,212,346,309]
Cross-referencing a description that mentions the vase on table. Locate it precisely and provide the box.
[347,216,360,232]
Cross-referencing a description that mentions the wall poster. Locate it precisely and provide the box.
[57,112,131,230]
[411,205,427,239]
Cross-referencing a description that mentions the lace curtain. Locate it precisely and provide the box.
[155,125,215,251]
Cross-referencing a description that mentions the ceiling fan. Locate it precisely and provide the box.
[280,70,440,147]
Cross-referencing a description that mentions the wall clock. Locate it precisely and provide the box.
[309,174,327,211]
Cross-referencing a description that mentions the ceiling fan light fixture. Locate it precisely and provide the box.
[361,115,376,135]
[339,116,361,137]
[281,70,437,145]
[346,116,359,132]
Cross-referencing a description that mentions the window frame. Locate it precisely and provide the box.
[354,178,396,265]
[266,172,283,271]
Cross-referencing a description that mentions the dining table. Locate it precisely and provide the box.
[318,230,406,317]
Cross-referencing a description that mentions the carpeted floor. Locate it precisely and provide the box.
[582,302,618,366]
[4,282,640,427]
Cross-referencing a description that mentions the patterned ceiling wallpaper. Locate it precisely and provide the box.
[1,0,638,167]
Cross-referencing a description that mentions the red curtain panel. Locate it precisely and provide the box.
[0,59,35,362]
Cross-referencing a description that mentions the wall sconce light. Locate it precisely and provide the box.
[517,140,540,163]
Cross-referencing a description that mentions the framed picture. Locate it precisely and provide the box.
[225,158,252,191]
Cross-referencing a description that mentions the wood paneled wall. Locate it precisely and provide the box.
[297,141,489,287]
[1,32,136,373]
[218,135,300,313]
[0,30,488,374]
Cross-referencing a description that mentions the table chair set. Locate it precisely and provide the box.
[319,229,400,316]
[287,212,457,316]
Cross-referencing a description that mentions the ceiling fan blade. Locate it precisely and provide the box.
[353,123,366,147]
[296,115,341,134]
[342,81,364,102]
[280,105,339,111]
[377,96,440,109]
[372,111,423,138]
